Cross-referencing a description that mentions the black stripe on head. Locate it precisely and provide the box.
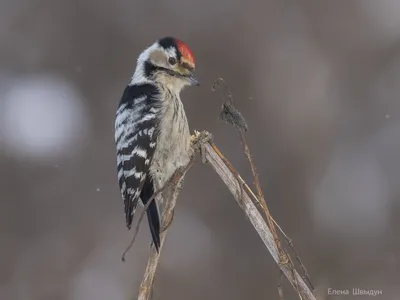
[144,60,178,80]
[144,61,158,79]
[157,37,181,61]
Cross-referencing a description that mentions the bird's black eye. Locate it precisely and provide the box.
[168,57,177,65]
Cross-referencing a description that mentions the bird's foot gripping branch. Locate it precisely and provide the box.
[190,130,213,163]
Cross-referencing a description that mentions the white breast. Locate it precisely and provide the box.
[149,89,191,190]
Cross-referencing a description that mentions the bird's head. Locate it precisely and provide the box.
[132,37,199,92]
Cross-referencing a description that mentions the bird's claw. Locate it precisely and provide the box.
[190,130,212,163]
[190,130,212,145]
[177,178,184,191]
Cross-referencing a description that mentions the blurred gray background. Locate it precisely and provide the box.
[0,0,399,299]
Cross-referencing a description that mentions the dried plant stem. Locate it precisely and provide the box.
[212,78,284,259]
[237,128,314,294]
[133,132,314,300]
[212,77,314,298]
[271,216,315,292]
[203,142,316,300]
[137,183,182,300]
[239,133,284,255]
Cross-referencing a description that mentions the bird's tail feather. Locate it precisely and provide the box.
[146,199,161,252]
[140,176,161,252]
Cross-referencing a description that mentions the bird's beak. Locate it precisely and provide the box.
[187,73,200,86]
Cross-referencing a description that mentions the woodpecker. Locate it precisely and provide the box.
[114,37,199,251]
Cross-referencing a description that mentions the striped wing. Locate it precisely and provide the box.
[115,83,160,228]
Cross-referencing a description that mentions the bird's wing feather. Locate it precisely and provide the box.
[115,84,160,228]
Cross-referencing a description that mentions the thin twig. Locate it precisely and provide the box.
[239,134,284,252]
[204,141,316,300]
[230,163,313,291]
[209,143,306,298]
[137,183,182,300]
[271,216,315,292]
[212,78,284,261]
[216,147,314,295]
[212,78,315,299]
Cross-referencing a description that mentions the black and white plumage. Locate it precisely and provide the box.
[114,37,199,251]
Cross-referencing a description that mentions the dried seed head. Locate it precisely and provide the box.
[219,102,248,132]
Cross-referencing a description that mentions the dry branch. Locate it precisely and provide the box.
[203,142,316,300]
[133,132,315,300]
[137,183,181,300]
[212,78,314,297]
[213,78,284,261]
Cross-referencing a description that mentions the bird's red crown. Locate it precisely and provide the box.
[174,39,195,66]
